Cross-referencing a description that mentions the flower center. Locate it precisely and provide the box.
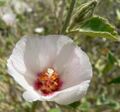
[34,68,62,95]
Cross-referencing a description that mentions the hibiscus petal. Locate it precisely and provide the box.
[40,80,90,105]
[8,35,72,74]
[54,43,92,89]
[23,90,44,102]
[7,59,33,90]
[54,80,90,105]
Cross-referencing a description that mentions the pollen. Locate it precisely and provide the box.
[34,68,62,95]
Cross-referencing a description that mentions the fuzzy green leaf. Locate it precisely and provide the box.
[68,16,119,40]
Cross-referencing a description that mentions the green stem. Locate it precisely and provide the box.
[61,0,76,34]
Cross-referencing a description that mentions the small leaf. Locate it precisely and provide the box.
[68,16,119,40]
[102,51,117,74]
[69,101,80,108]
[109,77,120,84]
[102,63,113,75]
[108,52,117,65]
[48,108,61,112]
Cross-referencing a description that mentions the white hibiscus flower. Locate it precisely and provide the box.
[7,35,92,105]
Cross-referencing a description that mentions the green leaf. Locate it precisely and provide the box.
[108,52,117,65]
[48,108,61,112]
[109,77,120,84]
[102,51,117,74]
[68,16,119,40]
[69,101,80,108]
[102,63,113,75]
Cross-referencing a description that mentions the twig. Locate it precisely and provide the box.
[61,0,76,34]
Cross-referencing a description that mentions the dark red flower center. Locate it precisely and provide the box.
[34,68,62,95]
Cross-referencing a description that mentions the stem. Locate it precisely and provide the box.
[61,0,76,34]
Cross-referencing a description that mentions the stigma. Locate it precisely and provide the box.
[34,68,62,95]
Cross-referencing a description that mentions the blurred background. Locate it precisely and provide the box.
[0,0,120,112]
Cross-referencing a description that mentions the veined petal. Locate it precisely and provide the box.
[53,43,92,89]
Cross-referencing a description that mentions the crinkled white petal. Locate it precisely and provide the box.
[23,90,44,102]
[7,59,33,90]
[54,43,92,89]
